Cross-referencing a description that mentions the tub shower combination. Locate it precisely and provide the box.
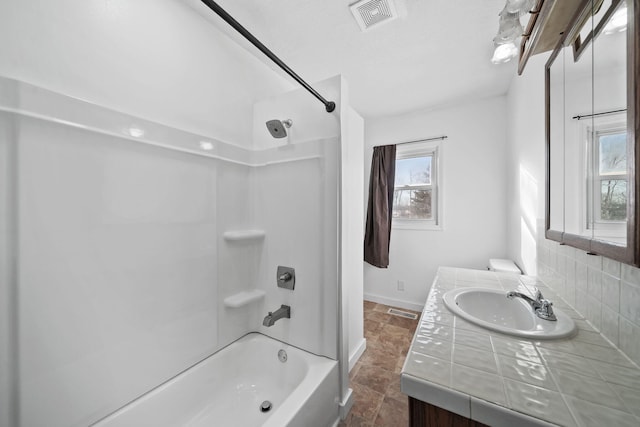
[2,1,349,424]
[2,68,343,426]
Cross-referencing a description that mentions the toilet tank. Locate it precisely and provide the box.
[488,258,521,274]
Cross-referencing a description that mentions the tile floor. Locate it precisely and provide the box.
[339,301,420,427]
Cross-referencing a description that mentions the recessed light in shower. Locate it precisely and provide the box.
[199,141,215,151]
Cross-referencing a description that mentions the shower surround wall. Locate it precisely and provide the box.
[250,77,342,358]
[0,76,343,426]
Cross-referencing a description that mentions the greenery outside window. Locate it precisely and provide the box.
[392,139,442,230]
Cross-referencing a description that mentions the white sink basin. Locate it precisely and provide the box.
[443,288,576,339]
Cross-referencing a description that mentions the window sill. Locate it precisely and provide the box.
[392,220,442,231]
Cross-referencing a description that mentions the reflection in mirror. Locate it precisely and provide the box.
[592,0,627,245]
[548,48,565,234]
[563,21,593,241]
[573,0,624,60]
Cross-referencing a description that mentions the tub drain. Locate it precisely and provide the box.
[260,400,272,413]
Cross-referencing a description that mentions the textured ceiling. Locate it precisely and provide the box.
[188,0,517,118]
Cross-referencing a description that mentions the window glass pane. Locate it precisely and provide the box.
[600,179,627,221]
[599,132,626,176]
[395,156,431,187]
[393,188,432,219]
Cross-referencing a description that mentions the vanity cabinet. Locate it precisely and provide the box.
[409,398,488,427]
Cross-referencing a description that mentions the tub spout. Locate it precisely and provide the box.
[263,305,291,327]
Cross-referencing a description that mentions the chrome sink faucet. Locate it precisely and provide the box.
[506,289,557,321]
[263,305,291,327]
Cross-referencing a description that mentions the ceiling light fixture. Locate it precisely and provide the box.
[491,42,519,64]
[505,0,536,16]
[491,0,534,64]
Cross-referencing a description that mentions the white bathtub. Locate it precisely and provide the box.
[93,333,340,427]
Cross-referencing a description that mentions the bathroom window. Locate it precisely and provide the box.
[392,139,442,230]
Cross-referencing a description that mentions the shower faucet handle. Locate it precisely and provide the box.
[276,266,295,290]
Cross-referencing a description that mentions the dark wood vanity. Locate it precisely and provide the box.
[409,398,489,427]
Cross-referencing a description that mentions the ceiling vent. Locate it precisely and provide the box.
[350,0,398,32]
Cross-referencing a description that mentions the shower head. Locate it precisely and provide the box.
[266,119,293,138]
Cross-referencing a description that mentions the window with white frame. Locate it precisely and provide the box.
[585,121,627,240]
[392,139,442,230]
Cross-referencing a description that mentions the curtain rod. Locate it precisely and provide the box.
[200,0,336,113]
[374,135,448,148]
[572,108,626,120]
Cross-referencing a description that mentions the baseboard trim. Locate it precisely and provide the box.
[364,292,424,312]
[349,338,366,371]
[339,387,354,420]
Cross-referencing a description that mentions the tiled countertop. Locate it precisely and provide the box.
[400,267,640,427]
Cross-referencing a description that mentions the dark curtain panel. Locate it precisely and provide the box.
[364,144,396,268]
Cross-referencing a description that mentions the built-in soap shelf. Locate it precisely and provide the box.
[222,230,266,242]
[223,289,266,308]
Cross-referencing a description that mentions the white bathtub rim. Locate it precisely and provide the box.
[91,332,337,426]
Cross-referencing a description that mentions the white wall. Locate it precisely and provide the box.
[364,96,509,309]
[0,0,291,146]
[505,54,549,275]
[343,107,365,369]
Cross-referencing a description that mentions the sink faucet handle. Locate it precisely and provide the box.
[534,288,544,302]
[536,299,557,321]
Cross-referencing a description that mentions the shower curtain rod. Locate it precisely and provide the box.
[200,0,336,113]
[572,108,626,120]
[374,135,448,148]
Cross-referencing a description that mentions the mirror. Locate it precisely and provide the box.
[547,45,565,240]
[546,0,637,264]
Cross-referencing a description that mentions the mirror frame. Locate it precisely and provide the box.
[545,0,640,265]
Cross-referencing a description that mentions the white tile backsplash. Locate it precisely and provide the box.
[620,281,640,324]
[619,318,640,365]
[536,219,640,367]
[621,262,640,283]
[603,257,621,279]
[586,296,602,330]
[601,273,621,312]
[600,306,620,346]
